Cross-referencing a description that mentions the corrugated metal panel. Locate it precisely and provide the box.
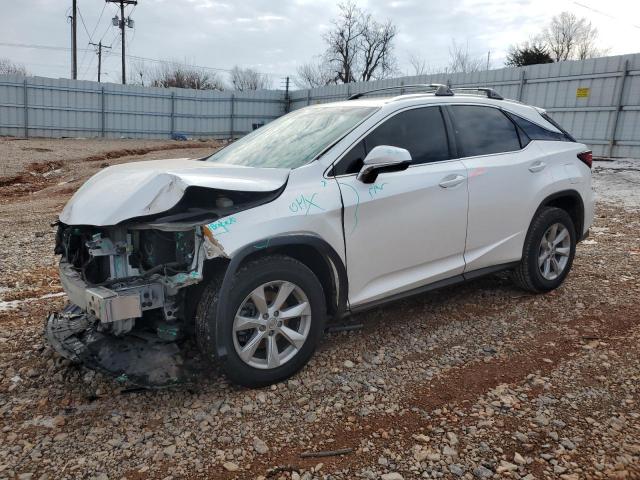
[0,53,639,157]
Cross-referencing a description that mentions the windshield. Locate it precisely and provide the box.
[207,105,376,169]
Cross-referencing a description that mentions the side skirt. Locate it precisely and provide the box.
[348,261,519,315]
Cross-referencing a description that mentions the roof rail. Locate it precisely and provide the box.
[348,83,453,100]
[451,87,504,100]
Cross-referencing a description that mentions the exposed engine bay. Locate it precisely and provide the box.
[45,183,285,387]
[46,222,207,385]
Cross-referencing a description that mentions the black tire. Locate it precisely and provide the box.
[512,207,577,293]
[194,255,326,388]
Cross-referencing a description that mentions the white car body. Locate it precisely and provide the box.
[49,88,595,385]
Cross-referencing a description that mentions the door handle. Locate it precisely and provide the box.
[439,174,466,188]
[529,161,546,173]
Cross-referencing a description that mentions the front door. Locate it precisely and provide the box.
[331,106,469,307]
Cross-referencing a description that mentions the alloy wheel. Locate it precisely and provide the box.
[538,223,571,280]
[232,280,312,369]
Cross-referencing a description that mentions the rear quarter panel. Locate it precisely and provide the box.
[534,141,595,236]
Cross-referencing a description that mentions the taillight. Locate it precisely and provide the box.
[577,150,592,169]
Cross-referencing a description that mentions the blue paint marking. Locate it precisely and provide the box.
[289,193,324,215]
[368,182,388,199]
[207,216,237,235]
[338,182,360,235]
[321,180,327,187]
[254,238,271,250]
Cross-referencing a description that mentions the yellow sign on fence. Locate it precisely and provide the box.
[576,87,590,98]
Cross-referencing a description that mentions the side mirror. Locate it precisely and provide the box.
[357,145,411,184]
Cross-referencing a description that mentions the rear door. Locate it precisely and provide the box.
[446,104,548,272]
[331,106,469,307]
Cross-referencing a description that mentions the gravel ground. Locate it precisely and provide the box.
[0,141,638,480]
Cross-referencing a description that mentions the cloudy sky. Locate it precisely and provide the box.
[1,0,638,88]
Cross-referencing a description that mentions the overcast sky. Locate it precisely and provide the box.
[1,0,638,88]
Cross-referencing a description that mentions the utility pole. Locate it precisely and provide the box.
[71,0,77,79]
[90,41,111,82]
[486,50,491,71]
[106,0,137,84]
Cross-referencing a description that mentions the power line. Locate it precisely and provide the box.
[572,1,640,29]
[77,7,93,76]
[0,41,288,77]
[90,3,108,40]
[77,7,93,41]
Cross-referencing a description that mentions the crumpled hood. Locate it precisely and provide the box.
[60,158,290,226]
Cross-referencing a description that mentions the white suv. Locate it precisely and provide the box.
[47,84,594,387]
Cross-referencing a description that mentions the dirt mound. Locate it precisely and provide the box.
[0,140,220,201]
[84,141,218,163]
[0,161,63,197]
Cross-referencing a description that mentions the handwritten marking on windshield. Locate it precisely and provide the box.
[368,182,388,199]
[208,216,237,235]
[289,193,324,215]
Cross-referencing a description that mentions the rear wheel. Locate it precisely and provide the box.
[513,207,576,293]
[195,255,325,387]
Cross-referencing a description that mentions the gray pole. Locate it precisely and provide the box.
[101,86,106,137]
[170,91,175,138]
[23,79,28,138]
[229,94,235,139]
[608,59,629,158]
[517,69,526,102]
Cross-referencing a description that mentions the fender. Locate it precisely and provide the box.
[533,189,586,240]
[213,234,349,360]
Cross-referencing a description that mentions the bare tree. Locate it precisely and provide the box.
[446,40,484,74]
[407,53,430,76]
[541,12,604,61]
[321,1,397,83]
[294,60,336,89]
[0,58,28,76]
[230,66,272,91]
[128,59,152,86]
[323,1,363,83]
[357,16,397,81]
[148,61,225,90]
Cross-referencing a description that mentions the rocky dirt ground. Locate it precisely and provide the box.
[0,139,638,480]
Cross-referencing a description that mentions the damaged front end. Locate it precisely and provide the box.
[45,158,289,387]
[46,222,210,386]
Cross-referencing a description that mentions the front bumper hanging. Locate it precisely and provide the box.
[45,304,198,387]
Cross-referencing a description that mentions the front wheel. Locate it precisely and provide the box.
[513,207,576,293]
[195,255,326,388]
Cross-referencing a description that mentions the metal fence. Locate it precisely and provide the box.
[0,76,284,139]
[1,52,639,157]
[289,53,640,158]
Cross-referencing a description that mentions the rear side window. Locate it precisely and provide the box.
[540,112,576,142]
[333,106,450,175]
[450,105,521,157]
[508,113,573,143]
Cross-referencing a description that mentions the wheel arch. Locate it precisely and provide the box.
[212,235,348,360]
[535,190,585,240]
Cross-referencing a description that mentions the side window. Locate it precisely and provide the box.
[333,107,450,176]
[333,141,366,176]
[450,105,521,157]
[508,112,574,143]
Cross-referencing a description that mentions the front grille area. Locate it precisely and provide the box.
[55,224,110,285]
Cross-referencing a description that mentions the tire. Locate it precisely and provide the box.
[512,207,576,293]
[194,255,326,388]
